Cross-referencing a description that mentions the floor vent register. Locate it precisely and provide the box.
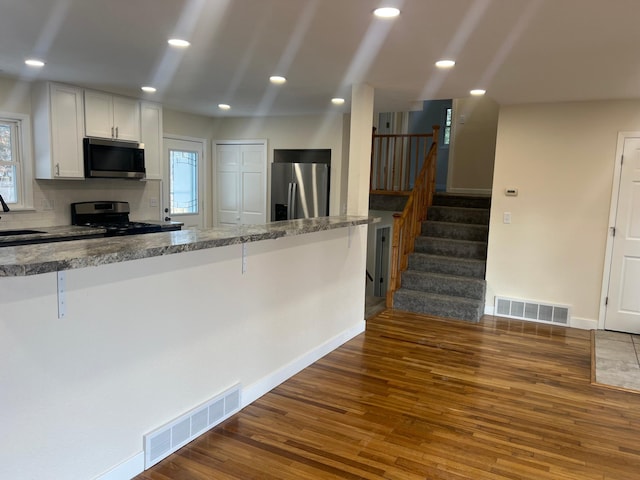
[143,383,241,469]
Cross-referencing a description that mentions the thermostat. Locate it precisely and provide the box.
[505,188,518,197]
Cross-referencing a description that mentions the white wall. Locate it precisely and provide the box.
[486,100,640,327]
[0,226,367,479]
[448,96,499,193]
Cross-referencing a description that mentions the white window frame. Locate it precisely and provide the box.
[0,111,34,210]
[442,107,452,146]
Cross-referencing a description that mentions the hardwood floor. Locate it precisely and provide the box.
[136,311,640,479]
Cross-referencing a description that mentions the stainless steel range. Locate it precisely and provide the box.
[71,201,180,236]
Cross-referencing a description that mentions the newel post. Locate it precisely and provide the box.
[387,213,403,308]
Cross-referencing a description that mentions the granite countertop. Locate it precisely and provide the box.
[0,225,106,247]
[0,216,376,277]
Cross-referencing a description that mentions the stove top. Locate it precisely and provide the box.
[71,201,166,236]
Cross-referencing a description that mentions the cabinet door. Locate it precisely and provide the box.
[84,90,114,139]
[50,84,85,178]
[113,96,140,141]
[140,102,163,180]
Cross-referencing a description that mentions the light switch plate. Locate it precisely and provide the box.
[503,212,512,224]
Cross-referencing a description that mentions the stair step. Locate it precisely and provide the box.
[415,236,487,260]
[422,221,488,242]
[432,194,491,209]
[427,205,490,225]
[401,271,486,300]
[369,193,408,212]
[393,289,484,322]
[408,253,486,278]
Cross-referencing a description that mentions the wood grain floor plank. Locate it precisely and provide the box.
[135,311,640,479]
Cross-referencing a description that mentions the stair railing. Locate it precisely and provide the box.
[370,132,434,194]
[386,125,440,307]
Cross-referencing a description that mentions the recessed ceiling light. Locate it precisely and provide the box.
[269,75,287,85]
[25,59,45,67]
[331,98,345,105]
[470,89,486,96]
[218,103,231,110]
[168,38,190,48]
[374,7,400,18]
[435,60,455,68]
[141,86,157,93]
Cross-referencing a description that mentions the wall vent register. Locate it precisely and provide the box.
[495,296,570,325]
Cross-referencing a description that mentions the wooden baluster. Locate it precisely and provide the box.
[370,135,376,191]
[398,139,407,190]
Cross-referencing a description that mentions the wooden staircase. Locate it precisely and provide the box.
[392,194,490,322]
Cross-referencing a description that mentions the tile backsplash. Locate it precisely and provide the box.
[1,178,162,229]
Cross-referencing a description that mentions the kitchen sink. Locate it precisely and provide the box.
[0,229,45,237]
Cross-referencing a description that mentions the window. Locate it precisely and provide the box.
[443,107,452,146]
[169,149,199,214]
[0,113,33,209]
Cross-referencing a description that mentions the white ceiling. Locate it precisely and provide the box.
[1,0,639,117]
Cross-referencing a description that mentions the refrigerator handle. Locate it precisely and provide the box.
[287,182,293,220]
[289,182,297,220]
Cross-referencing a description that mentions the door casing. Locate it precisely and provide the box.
[599,131,640,331]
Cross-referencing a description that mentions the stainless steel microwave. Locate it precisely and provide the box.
[83,138,146,179]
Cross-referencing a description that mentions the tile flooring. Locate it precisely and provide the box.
[594,330,640,391]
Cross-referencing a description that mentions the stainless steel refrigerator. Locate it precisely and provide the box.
[271,163,329,221]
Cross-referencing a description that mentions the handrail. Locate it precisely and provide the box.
[386,125,440,307]
[370,133,433,193]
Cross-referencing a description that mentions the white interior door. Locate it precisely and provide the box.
[605,136,640,333]
[216,144,240,225]
[215,141,266,226]
[164,136,205,228]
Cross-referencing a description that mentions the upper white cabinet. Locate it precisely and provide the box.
[32,82,85,179]
[140,101,163,180]
[84,90,140,142]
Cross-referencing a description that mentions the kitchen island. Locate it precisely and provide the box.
[0,216,374,480]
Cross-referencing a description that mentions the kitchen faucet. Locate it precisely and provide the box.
[0,193,10,216]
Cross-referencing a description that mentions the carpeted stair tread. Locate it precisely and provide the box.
[427,205,490,225]
[401,270,486,300]
[393,289,483,322]
[422,221,489,241]
[408,253,486,278]
[415,236,487,260]
[432,194,491,209]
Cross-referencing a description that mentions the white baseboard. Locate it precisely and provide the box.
[484,304,495,315]
[447,187,492,196]
[242,320,366,406]
[96,320,366,480]
[94,452,144,480]
[570,316,598,330]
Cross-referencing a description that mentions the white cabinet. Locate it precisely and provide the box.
[84,90,140,142]
[140,102,163,180]
[32,82,85,179]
